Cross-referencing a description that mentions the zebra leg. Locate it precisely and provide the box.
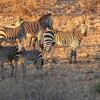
[21,59,26,78]
[1,62,4,79]
[64,46,66,59]
[41,59,44,70]
[13,61,18,78]
[46,51,48,62]
[29,37,37,49]
[34,61,39,70]
[50,49,54,63]
[44,51,47,62]
[29,37,33,49]
[69,50,73,64]
[73,50,77,63]
[9,62,14,77]
[17,39,23,51]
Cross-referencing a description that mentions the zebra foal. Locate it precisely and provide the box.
[19,47,44,70]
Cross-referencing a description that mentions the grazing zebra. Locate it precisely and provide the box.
[0,45,24,78]
[41,21,88,63]
[21,13,53,48]
[0,21,26,46]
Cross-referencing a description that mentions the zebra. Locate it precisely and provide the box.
[55,21,88,63]
[0,45,24,78]
[40,29,55,52]
[0,21,26,46]
[20,47,44,70]
[39,29,55,62]
[20,13,53,49]
[41,21,88,63]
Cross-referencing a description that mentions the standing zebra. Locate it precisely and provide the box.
[39,29,55,62]
[20,13,53,49]
[0,45,24,78]
[55,21,88,63]
[0,21,26,46]
[41,29,55,52]
[41,21,88,63]
[20,47,44,70]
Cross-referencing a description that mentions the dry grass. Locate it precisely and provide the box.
[0,32,100,100]
[0,59,99,100]
[0,0,100,100]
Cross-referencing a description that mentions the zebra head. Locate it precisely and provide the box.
[80,20,88,37]
[39,13,53,30]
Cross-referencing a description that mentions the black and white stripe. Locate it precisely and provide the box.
[41,29,55,52]
[41,22,87,63]
[0,46,21,78]
[38,29,55,62]
[54,24,87,63]
[22,13,53,48]
[0,22,26,45]
[20,48,43,70]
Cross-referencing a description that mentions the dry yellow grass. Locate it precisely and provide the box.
[0,0,100,100]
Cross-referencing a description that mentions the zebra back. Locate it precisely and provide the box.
[54,30,73,46]
[54,27,87,50]
[22,13,53,37]
[22,21,41,37]
[0,45,20,62]
[0,22,26,43]
[20,48,43,69]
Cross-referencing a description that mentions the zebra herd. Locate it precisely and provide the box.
[0,13,88,78]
